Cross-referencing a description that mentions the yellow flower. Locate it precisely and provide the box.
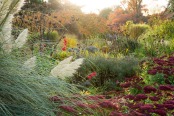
[80,90,90,95]
[126,48,129,53]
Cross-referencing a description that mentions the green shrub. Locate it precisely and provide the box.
[122,21,150,39]
[153,20,174,40]
[128,24,150,40]
[71,56,140,90]
[52,51,71,60]
[110,37,140,55]
[44,31,59,41]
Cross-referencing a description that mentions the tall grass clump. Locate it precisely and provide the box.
[0,50,85,115]
[70,56,140,90]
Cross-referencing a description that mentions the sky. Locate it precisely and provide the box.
[68,0,169,14]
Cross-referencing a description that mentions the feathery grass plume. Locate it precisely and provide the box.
[1,14,14,53]
[13,0,25,14]
[0,49,86,115]
[0,0,25,52]
[23,56,36,70]
[15,29,28,48]
[0,0,13,24]
[51,56,84,79]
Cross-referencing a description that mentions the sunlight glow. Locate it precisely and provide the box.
[69,0,121,14]
[69,0,169,14]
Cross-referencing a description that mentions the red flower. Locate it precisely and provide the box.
[131,111,146,116]
[59,105,76,113]
[87,72,97,80]
[132,103,144,109]
[143,86,157,93]
[88,104,99,109]
[159,85,172,91]
[50,96,62,102]
[149,96,160,101]
[153,109,166,116]
[76,102,88,108]
[120,82,131,88]
[124,95,135,100]
[154,104,164,109]
[109,112,125,116]
[62,46,66,51]
[63,38,67,45]
[140,104,153,110]
[134,94,148,101]
[99,101,118,109]
[163,100,174,105]
[163,104,174,110]
[147,69,157,75]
